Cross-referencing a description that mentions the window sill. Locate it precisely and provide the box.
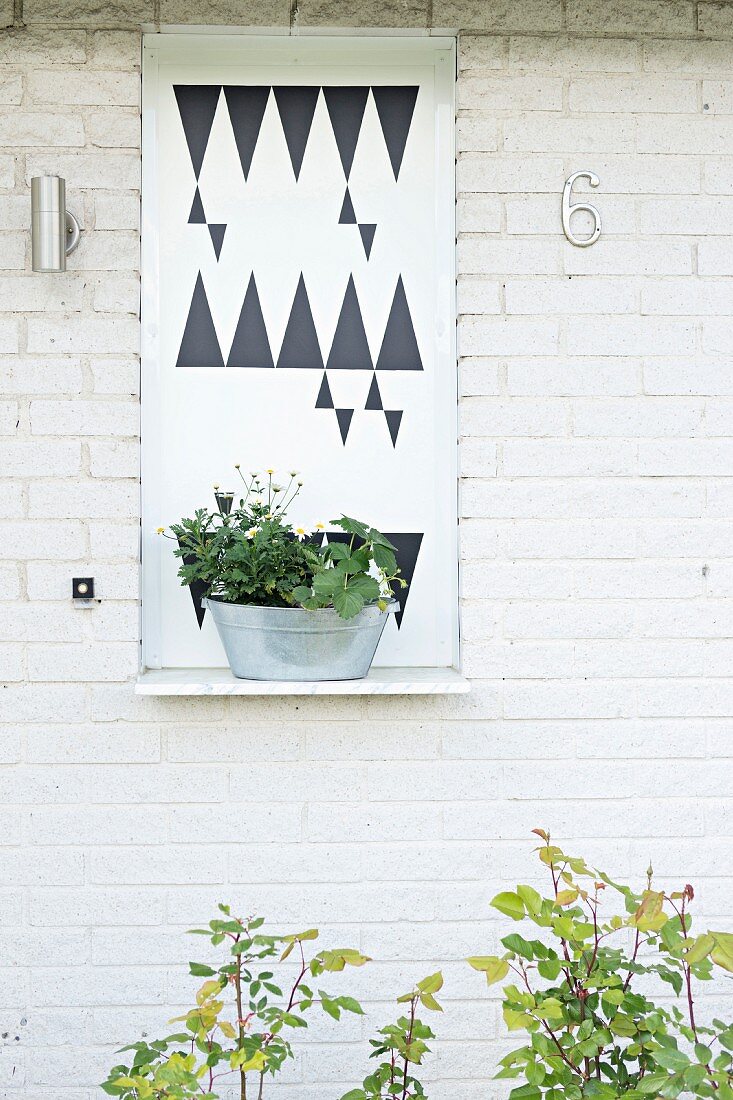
[135,667,470,696]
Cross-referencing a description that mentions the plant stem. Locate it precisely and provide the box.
[233,940,247,1100]
[401,995,417,1100]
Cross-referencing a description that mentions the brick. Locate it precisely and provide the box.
[25,152,140,190]
[90,847,225,885]
[459,236,561,275]
[504,115,635,153]
[567,318,695,357]
[507,358,640,396]
[698,2,733,35]
[0,358,83,394]
[0,112,84,147]
[457,36,507,70]
[456,116,500,153]
[569,76,696,113]
[456,276,502,314]
[0,324,18,354]
[89,439,139,477]
[90,357,139,394]
[459,74,563,111]
[6,437,84,482]
[26,561,138,600]
[88,110,141,149]
[0,28,86,64]
[0,518,85,558]
[0,76,23,105]
[295,0,424,24]
[93,273,140,313]
[462,479,704,519]
[27,316,139,355]
[30,399,139,436]
[459,317,560,356]
[572,397,705,436]
[508,34,640,73]
[704,157,733,193]
[698,237,733,273]
[458,154,563,194]
[94,192,140,230]
[641,278,733,314]
[24,0,154,22]
[28,642,139,682]
[641,196,733,234]
[564,240,692,275]
[74,232,139,271]
[90,30,142,69]
[0,154,15,188]
[0,232,28,270]
[432,0,563,32]
[28,71,139,106]
[505,277,636,315]
[639,439,733,474]
[507,194,635,235]
[503,440,637,476]
[0,849,84,886]
[461,397,567,437]
[567,0,695,33]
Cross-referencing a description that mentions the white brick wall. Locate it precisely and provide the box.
[1,1,733,1097]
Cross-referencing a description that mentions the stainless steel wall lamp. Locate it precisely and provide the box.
[31,175,81,273]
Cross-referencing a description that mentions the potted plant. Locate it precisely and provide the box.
[160,469,404,681]
[101,905,369,1100]
[468,830,733,1100]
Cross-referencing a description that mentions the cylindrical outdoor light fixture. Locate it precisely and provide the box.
[31,176,81,273]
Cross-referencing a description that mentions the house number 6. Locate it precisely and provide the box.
[562,171,601,247]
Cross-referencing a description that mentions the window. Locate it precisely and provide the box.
[141,34,458,677]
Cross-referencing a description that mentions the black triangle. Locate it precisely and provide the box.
[385,409,403,447]
[359,223,376,259]
[178,542,208,629]
[372,86,419,180]
[327,275,372,371]
[323,86,369,179]
[277,274,324,370]
[174,85,221,179]
[335,408,353,444]
[188,187,205,224]
[273,86,320,180]
[376,275,423,371]
[224,86,270,181]
[228,273,274,368]
[208,224,226,260]
[365,373,382,410]
[339,187,356,225]
[315,371,334,408]
[384,532,423,629]
[176,273,224,368]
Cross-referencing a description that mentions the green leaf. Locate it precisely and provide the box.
[711,932,733,973]
[517,885,543,916]
[686,933,715,964]
[654,1048,690,1073]
[333,586,365,620]
[638,1073,672,1093]
[502,934,535,960]
[492,892,526,921]
[189,962,216,977]
[537,958,562,981]
[467,956,510,985]
[417,972,443,995]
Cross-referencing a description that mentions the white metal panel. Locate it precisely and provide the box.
[141,35,457,670]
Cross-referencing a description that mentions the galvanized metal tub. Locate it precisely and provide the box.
[202,598,398,681]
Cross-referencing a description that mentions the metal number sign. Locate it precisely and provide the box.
[562,171,601,247]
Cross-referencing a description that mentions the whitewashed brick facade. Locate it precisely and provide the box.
[1,0,733,1096]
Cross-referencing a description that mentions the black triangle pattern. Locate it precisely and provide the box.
[323,86,369,179]
[327,275,372,371]
[386,532,423,628]
[224,86,270,180]
[359,223,376,259]
[277,274,324,370]
[376,276,423,372]
[208,224,226,260]
[273,86,320,180]
[365,373,382,410]
[186,527,422,631]
[177,273,224,368]
[372,86,419,180]
[335,408,354,444]
[228,273,274,368]
[385,409,403,447]
[179,541,209,629]
[315,371,333,408]
[176,84,418,192]
[174,85,222,179]
[188,187,205,224]
[339,188,356,225]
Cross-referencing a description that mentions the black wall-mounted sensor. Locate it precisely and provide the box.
[72,577,95,600]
